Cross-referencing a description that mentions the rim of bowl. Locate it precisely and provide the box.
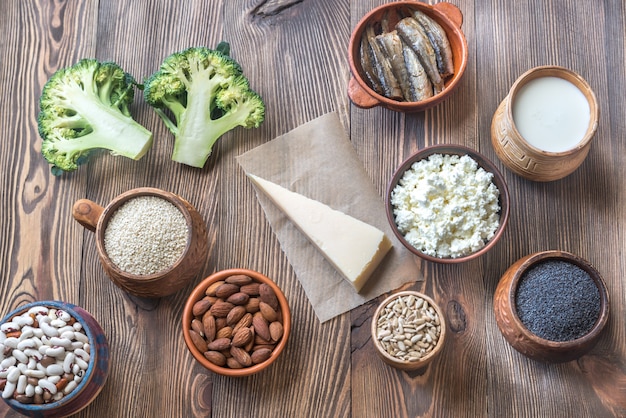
[95,187,194,282]
[371,291,446,367]
[385,144,510,263]
[507,250,610,348]
[348,1,468,110]
[1,301,103,411]
[182,268,291,377]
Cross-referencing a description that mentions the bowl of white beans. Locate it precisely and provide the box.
[0,301,109,417]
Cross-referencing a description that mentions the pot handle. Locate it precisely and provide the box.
[434,2,463,28]
[72,199,104,232]
[348,77,380,109]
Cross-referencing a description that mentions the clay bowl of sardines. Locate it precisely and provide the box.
[386,144,510,263]
[494,251,610,363]
[348,1,468,112]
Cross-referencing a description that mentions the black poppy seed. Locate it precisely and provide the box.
[515,260,600,342]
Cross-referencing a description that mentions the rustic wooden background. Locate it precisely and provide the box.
[1,0,625,417]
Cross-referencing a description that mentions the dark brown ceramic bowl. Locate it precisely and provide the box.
[182,268,291,377]
[386,144,510,263]
[494,251,610,363]
[348,1,468,112]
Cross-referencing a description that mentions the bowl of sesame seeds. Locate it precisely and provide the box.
[72,187,209,298]
[494,250,610,363]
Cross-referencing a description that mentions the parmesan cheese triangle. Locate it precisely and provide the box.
[248,174,392,292]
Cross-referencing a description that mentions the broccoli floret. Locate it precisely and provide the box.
[143,43,265,168]
[38,59,153,175]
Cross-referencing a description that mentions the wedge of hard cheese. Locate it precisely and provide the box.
[248,174,392,292]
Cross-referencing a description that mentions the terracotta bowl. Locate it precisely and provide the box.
[494,251,610,362]
[371,291,446,370]
[386,144,510,263]
[182,268,291,377]
[348,1,468,112]
[1,301,109,417]
[72,187,208,298]
[491,65,599,181]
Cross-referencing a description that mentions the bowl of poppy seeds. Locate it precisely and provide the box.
[494,250,609,363]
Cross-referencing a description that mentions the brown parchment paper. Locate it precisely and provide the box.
[236,112,422,323]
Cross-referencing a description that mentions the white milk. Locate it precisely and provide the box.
[512,76,590,153]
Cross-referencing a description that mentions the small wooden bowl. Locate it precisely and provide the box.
[1,301,109,417]
[371,291,446,370]
[182,268,291,377]
[494,251,610,362]
[491,66,599,181]
[348,1,468,112]
[386,144,510,263]
[72,187,208,298]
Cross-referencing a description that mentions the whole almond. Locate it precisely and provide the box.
[215,317,227,331]
[204,351,227,367]
[240,283,260,296]
[225,274,253,286]
[251,348,272,364]
[215,283,240,299]
[252,343,275,352]
[216,326,233,340]
[206,337,231,351]
[230,346,252,367]
[254,335,274,346]
[231,327,253,347]
[245,327,256,352]
[226,306,247,326]
[269,321,284,342]
[205,280,225,297]
[226,357,244,369]
[189,330,208,353]
[259,283,279,311]
[252,312,271,341]
[227,292,250,306]
[192,299,212,317]
[233,313,253,334]
[202,312,216,342]
[191,319,204,337]
[259,301,279,322]
[210,301,234,318]
[245,298,260,313]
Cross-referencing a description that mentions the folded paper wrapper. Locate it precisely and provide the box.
[236,112,422,323]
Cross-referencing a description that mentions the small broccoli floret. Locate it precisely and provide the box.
[144,43,265,168]
[38,59,153,175]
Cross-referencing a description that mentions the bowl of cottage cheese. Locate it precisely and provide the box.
[386,144,510,263]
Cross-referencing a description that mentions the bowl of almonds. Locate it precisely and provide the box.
[182,268,291,376]
[371,290,446,370]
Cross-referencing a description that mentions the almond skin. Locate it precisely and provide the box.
[191,319,204,337]
[252,312,271,341]
[202,313,216,343]
[204,351,227,367]
[215,283,240,299]
[251,348,273,364]
[259,283,280,311]
[240,283,260,296]
[205,280,225,297]
[245,298,260,313]
[226,306,247,326]
[189,330,208,353]
[226,357,244,369]
[231,327,253,347]
[227,292,250,306]
[259,301,279,322]
[225,274,253,286]
[233,313,253,335]
[269,321,284,342]
[230,346,252,367]
[216,326,233,340]
[206,337,231,351]
[192,299,212,317]
[210,301,235,318]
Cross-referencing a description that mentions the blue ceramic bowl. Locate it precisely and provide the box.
[1,301,109,417]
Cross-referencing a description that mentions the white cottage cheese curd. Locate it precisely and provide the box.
[391,153,500,258]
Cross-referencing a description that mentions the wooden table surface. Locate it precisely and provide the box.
[1,0,625,417]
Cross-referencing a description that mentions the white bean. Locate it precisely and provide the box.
[4,337,19,349]
[23,369,45,378]
[40,322,59,338]
[63,353,75,374]
[0,322,18,333]
[56,310,71,322]
[0,357,16,369]
[27,306,48,315]
[25,383,35,397]
[47,375,61,384]
[34,385,43,395]
[46,364,64,376]
[16,374,27,394]
[38,378,57,394]
[74,348,90,362]
[75,357,88,371]
[72,322,82,332]
[18,327,34,340]
[50,319,66,328]
[63,380,77,394]
[0,369,8,379]
[73,332,89,344]
[12,349,28,364]
[17,339,35,350]
[45,346,65,358]
[49,337,72,349]
[2,381,16,399]
[14,316,33,327]
[6,366,20,383]
[60,330,76,340]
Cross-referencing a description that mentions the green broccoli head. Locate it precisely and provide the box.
[144,43,265,168]
[38,59,153,175]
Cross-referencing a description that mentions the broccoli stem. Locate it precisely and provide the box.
[58,86,153,159]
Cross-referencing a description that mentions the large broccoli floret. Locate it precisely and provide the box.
[143,43,265,168]
[38,59,153,175]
